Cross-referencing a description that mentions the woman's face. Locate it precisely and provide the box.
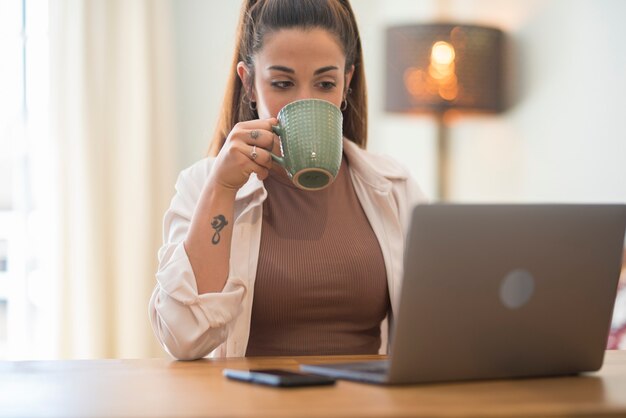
[238,28,354,119]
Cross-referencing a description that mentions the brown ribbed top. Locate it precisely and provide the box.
[245,156,389,356]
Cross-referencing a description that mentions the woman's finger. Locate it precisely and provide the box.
[231,119,278,150]
[246,144,273,170]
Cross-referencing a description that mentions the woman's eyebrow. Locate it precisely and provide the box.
[314,66,339,75]
[267,65,295,73]
[266,65,339,75]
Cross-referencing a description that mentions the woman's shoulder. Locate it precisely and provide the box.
[343,140,411,180]
[344,139,429,203]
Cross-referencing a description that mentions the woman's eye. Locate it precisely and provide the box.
[271,80,293,89]
[318,81,337,90]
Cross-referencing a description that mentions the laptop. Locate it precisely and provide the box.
[300,204,626,384]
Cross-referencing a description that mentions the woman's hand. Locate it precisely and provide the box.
[208,118,278,192]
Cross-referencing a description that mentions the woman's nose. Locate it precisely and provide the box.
[295,86,315,101]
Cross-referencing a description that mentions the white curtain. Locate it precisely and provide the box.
[49,0,176,358]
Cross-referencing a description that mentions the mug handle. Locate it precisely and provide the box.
[270,125,286,167]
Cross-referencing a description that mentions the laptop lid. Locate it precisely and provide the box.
[386,204,626,384]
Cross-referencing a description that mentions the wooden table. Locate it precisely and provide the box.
[2,351,626,417]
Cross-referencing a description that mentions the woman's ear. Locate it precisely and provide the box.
[237,61,255,101]
[344,64,355,95]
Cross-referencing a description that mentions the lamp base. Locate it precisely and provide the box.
[436,112,450,201]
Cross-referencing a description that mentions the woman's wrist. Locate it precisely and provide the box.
[204,178,239,201]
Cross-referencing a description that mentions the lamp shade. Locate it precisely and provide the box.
[385,23,504,114]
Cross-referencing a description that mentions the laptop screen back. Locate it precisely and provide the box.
[387,204,626,384]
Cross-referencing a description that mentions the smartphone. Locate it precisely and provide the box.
[223,368,336,387]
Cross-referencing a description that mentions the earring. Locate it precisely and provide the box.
[341,87,352,111]
[242,91,257,111]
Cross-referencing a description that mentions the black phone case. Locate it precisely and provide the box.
[223,368,336,387]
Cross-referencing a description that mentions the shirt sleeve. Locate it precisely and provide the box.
[394,166,430,236]
[148,163,247,360]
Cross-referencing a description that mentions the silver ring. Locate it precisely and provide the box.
[250,130,259,140]
[251,145,258,160]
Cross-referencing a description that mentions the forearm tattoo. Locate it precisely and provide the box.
[211,214,229,245]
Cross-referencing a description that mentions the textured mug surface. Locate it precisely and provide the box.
[271,99,343,190]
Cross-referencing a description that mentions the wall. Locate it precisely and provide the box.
[172,0,239,169]
[171,0,626,203]
[445,0,626,203]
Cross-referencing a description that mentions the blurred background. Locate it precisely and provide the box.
[0,0,625,360]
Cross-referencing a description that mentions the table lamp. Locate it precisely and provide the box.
[385,23,505,200]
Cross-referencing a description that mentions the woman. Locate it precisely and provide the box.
[149,0,427,360]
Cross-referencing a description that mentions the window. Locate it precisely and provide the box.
[0,0,53,359]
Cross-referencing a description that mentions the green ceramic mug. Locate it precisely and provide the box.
[270,99,343,191]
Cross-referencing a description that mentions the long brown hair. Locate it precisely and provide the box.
[209,0,368,156]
